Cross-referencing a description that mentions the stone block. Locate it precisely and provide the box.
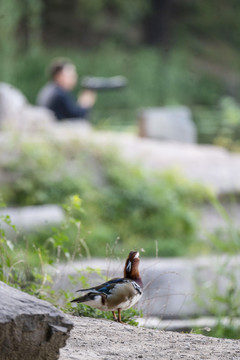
[139,106,197,143]
[0,205,65,234]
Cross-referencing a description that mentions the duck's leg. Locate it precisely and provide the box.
[112,311,117,321]
[117,308,124,323]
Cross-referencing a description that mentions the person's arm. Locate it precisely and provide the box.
[58,91,89,120]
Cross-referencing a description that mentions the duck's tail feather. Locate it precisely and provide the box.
[71,291,107,306]
[76,286,96,292]
[71,292,95,303]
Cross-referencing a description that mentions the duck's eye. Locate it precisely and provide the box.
[126,260,132,272]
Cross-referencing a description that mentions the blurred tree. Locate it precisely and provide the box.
[42,0,149,47]
[2,0,240,57]
[0,0,42,83]
[0,0,21,81]
[22,0,43,53]
[38,0,240,51]
[185,0,240,47]
[144,0,174,47]
[1,0,237,51]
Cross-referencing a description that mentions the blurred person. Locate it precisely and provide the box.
[36,58,96,120]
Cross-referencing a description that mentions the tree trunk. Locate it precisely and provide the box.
[144,0,174,47]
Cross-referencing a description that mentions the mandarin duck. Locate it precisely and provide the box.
[71,251,143,323]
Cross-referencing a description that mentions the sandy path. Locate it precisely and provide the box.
[59,315,240,360]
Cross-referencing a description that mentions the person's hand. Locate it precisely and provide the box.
[78,90,97,109]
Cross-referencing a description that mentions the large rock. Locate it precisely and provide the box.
[139,106,197,143]
[0,83,26,123]
[91,132,240,195]
[0,281,73,360]
[0,205,65,233]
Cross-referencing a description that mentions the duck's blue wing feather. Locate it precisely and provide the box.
[95,278,129,295]
[76,278,128,295]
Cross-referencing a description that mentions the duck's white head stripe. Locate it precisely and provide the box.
[126,260,132,272]
[134,252,139,259]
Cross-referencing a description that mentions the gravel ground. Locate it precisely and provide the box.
[59,315,240,360]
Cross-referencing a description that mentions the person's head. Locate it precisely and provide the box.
[49,58,78,90]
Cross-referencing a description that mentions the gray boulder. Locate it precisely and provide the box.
[0,83,26,124]
[0,82,55,131]
[91,131,240,195]
[0,281,73,360]
[139,106,197,143]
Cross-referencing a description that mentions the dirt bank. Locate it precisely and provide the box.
[59,315,240,360]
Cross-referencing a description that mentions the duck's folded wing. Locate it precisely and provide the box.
[76,278,129,294]
[72,279,142,308]
[72,278,129,305]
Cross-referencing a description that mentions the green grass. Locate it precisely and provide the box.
[195,324,240,340]
[66,303,142,326]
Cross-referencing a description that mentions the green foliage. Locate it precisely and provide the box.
[1,38,238,145]
[194,198,240,339]
[212,97,240,151]
[0,198,45,293]
[0,199,17,284]
[93,157,209,256]
[0,44,228,115]
[197,261,240,319]
[13,195,91,269]
[7,47,194,106]
[76,0,149,34]
[201,198,240,255]
[1,138,91,205]
[0,198,142,325]
[195,325,240,340]
[0,0,21,81]
[194,96,240,147]
[66,303,142,326]
[25,0,43,52]
[3,44,236,146]
[13,0,240,51]
[185,0,240,49]
[219,97,240,126]
[1,135,210,257]
[195,261,240,340]
[1,0,240,148]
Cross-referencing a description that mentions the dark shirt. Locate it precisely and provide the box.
[36,82,88,120]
